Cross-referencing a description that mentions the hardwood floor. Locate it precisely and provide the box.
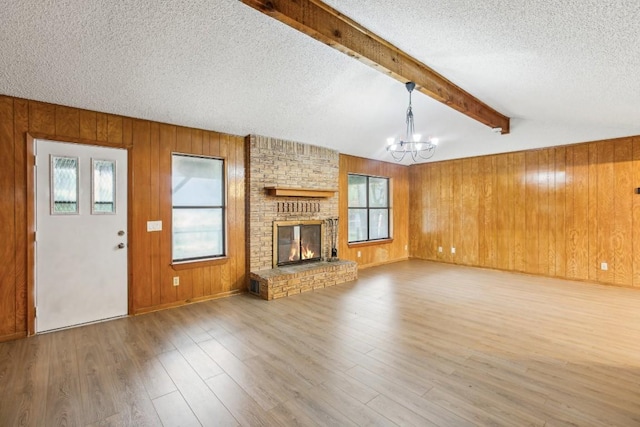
[2,260,640,426]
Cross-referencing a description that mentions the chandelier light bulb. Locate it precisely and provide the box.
[386,82,438,162]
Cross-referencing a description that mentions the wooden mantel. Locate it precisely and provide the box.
[265,187,336,198]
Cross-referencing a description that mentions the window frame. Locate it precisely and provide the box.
[347,173,391,243]
[171,153,226,264]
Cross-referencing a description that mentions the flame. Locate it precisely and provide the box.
[301,243,315,260]
[288,243,298,261]
[286,238,316,262]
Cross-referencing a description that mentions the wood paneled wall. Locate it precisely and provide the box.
[409,136,640,287]
[0,95,245,341]
[339,154,409,268]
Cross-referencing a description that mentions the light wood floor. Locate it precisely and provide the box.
[2,260,640,426]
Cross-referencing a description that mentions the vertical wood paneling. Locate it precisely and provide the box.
[554,147,566,277]
[479,156,496,268]
[96,113,108,142]
[79,110,97,140]
[440,162,453,262]
[451,160,463,264]
[338,155,409,268]
[524,151,539,274]
[409,135,639,289]
[235,135,246,291]
[538,149,550,275]
[149,122,161,306]
[1,95,246,341]
[207,132,222,295]
[633,137,640,287]
[107,115,123,144]
[29,102,55,135]
[159,125,176,306]
[495,154,513,270]
[513,153,526,272]
[0,97,16,336]
[219,135,231,291]
[574,144,590,280]
[55,106,80,138]
[460,158,478,265]
[14,99,28,333]
[613,139,633,286]
[596,141,614,283]
[132,120,153,309]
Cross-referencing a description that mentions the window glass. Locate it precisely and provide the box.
[348,209,368,242]
[51,155,79,214]
[347,174,390,242]
[369,209,389,240]
[173,155,223,206]
[172,154,225,262]
[347,174,367,207]
[172,208,224,260]
[368,177,388,207]
[92,159,116,214]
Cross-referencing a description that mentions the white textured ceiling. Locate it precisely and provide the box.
[1,0,639,164]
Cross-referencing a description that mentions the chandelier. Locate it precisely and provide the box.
[386,82,438,162]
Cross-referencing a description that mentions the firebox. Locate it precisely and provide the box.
[273,220,323,267]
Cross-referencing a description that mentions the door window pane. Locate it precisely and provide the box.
[51,155,79,214]
[92,159,116,214]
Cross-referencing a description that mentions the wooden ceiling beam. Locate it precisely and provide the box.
[240,0,510,134]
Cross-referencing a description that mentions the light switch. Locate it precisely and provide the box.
[147,220,162,232]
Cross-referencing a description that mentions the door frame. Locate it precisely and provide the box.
[26,132,133,335]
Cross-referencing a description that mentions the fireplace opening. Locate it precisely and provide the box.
[275,222,322,266]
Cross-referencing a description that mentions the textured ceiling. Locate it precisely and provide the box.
[1,0,639,164]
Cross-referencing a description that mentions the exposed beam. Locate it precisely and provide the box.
[240,0,510,134]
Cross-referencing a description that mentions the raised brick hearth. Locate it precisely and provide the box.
[250,260,357,300]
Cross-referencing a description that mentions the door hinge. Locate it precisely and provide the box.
[34,307,37,318]
[34,231,37,242]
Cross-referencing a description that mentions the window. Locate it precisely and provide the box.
[92,159,116,214]
[51,155,79,214]
[172,154,225,262]
[348,174,390,243]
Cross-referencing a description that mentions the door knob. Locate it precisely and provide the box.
[118,243,126,249]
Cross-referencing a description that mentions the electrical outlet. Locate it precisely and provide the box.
[438,246,443,253]
[357,250,361,258]
[600,262,608,271]
[173,276,180,286]
[451,247,456,254]
[404,244,408,250]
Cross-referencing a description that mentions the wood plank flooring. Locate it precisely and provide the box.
[2,260,640,426]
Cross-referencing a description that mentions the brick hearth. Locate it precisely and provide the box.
[250,260,357,300]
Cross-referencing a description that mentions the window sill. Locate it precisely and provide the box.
[171,257,228,270]
[348,239,393,248]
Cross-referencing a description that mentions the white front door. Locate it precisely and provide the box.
[35,139,128,333]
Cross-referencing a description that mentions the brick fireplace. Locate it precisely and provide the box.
[246,135,357,299]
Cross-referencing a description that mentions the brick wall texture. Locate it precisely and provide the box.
[246,135,339,272]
